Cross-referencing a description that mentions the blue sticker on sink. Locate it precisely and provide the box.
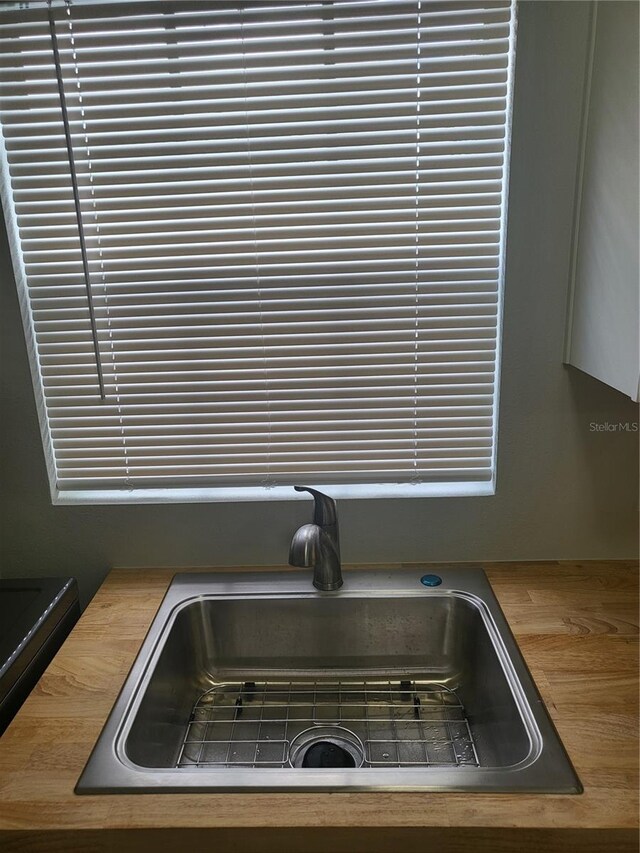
[420,574,442,587]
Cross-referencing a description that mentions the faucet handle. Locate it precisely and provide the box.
[294,486,337,526]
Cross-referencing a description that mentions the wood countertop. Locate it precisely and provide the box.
[0,560,637,853]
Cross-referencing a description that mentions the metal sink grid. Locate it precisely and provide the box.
[177,679,479,769]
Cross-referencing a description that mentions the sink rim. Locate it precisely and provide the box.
[76,568,583,794]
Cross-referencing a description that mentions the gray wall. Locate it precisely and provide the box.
[1,2,638,608]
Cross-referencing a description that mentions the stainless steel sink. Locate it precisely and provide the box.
[76,569,581,793]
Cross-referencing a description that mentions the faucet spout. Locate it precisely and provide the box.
[289,487,343,591]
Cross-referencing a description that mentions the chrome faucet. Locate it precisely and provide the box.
[289,486,342,591]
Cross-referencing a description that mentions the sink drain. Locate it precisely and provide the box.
[288,726,364,769]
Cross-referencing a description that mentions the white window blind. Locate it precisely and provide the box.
[0,0,516,503]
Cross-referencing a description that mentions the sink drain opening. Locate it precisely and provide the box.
[302,741,356,768]
[289,726,365,769]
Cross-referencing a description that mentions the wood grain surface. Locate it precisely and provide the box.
[0,560,637,853]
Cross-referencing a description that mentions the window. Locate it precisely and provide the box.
[0,0,516,503]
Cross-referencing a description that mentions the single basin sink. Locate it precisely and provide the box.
[76,568,581,793]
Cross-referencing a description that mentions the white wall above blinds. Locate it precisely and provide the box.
[0,0,516,503]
